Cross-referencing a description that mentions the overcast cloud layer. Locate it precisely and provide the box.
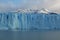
[0,0,60,13]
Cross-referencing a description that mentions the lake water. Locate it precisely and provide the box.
[0,30,60,40]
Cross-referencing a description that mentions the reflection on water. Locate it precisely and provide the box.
[0,30,60,40]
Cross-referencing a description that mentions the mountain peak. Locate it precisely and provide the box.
[40,8,49,13]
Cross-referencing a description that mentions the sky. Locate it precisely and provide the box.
[0,0,60,13]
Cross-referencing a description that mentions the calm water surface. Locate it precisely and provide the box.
[0,30,60,40]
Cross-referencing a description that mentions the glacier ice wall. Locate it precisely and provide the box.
[0,12,60,31]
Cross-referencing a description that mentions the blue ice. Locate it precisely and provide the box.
[0,12,60,31]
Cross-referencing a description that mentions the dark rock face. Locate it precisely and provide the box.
[49,12,57,15]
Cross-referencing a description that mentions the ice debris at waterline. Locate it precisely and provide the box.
[0,12,60,31]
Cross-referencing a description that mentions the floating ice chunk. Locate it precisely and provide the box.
[0,27,8,30]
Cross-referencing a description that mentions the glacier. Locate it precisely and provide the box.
[0,12,60,31]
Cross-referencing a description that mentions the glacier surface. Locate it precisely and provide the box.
[0,12,60,31]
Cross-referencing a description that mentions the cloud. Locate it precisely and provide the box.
[0,0,60,13]
[44,0,60,13]
[0,1,18,11]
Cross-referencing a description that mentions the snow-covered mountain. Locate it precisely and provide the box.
[16,8,53,14]
[38,8,49,13]
[0,8,58,14]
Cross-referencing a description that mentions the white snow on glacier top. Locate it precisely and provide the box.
[39,8,49,13]
[15,8,51,14]
[0,8,57,14]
